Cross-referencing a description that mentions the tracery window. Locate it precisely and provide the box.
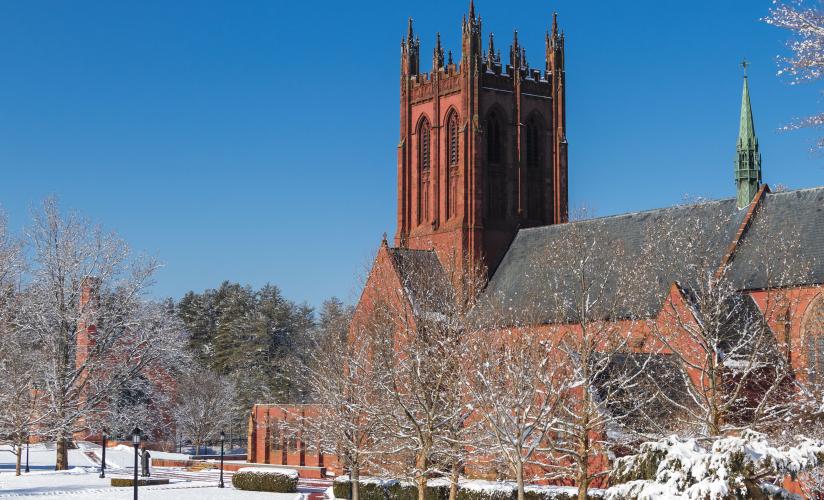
[447,112,460,220]
[486,112,506,219]
[525,115,544,221]
[804,293,824,386]
[418,119,431,225]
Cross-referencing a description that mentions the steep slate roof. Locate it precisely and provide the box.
[482,187,824,326]
[728,187,824,290]
[387,247,451,314]
[483,198,745,324]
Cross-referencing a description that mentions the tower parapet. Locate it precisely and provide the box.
[396,1,568,274]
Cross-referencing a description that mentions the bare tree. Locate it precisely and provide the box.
[493,212,666,500]
[646,203,809,438]
[0,212,38,476]
[172,367,235,456]
[17,198,185,469]
[765,1,824,149]
[465,325,567,500]
[0,316,42,475]
[368,251,485,500]
[294,298,380,500]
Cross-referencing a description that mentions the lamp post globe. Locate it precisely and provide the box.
[218,430,226,488]
[132,427,141,500]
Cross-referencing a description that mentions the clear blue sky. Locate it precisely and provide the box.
[1,1,821,309]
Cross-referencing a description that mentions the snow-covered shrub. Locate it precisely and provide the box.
[455,480,516,500]
[524,484,603,500]
[605,430,824,499]
[333,477,602,500]
[231,467,299,493]
[388,480,449,500]
[332,476,448,500]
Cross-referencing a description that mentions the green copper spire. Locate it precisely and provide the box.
[734,61,762,209]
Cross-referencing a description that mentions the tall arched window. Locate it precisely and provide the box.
[525,115,544,221]
[446,112,460,220]
[804,293,824,387]
[487,114,503,164]
[486,111,506,219]
[418,119,431,225]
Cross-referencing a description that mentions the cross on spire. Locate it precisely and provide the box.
[741,58,749,77]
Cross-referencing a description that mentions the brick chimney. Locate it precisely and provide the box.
[75,276,100,369]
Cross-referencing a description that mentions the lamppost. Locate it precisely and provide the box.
[132,427,141,500]
[99,428,108,478]
[218,430,225,488]
[24,433,30,473]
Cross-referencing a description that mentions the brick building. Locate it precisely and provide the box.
[249,2,824,485]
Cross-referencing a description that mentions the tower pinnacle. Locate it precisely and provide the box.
[735,61,762,209]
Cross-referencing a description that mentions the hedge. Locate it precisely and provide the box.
[333,478,601,500]
[232,468,299,493]
[333,477,449,500]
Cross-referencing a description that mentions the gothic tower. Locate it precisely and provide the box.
[395,2,568,275]
[735,67,761,209]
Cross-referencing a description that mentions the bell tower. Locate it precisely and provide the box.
[395,2,568,275]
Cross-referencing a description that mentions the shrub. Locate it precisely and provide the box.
[331,477,391,500]
[231,467,299,493]
[524,485,599,500]
[332,477,450,500]
[388,480,449,500]
[333,477,352,499]
[456,481,515,500]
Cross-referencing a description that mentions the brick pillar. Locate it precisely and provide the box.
[247,409,257,463]
[75,276,100,369]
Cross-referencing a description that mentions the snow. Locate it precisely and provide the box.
[525,484,604,498]
[605,430,823,500]
[108,444,191,463]
[0,443,98,471]
[237,467,300,479]
[0,468,304,499]
[458,479,515,493]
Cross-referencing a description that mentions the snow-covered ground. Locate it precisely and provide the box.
[0,442,190,472]
[0,444,303,499]
[0,468,302,499]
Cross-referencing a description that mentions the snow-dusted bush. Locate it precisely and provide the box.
[332,477,603,500]
[332,477,450,500]
[606,430,824,499]
[456,480,516,500]
[232,467,299,493]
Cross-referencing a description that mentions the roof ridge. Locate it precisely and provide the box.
[764,185,824,197]
[518,197,734,235]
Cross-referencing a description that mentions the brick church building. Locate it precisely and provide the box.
[249,2,824,483]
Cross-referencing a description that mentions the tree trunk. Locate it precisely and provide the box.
[577,460,589,500]
[416,450,429,500]
[55,436,69,471]
[516,462,525,500]
[15,445,22,476]
[351,464,360,500]
[577,431,590,500]
[448,461,460,500]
